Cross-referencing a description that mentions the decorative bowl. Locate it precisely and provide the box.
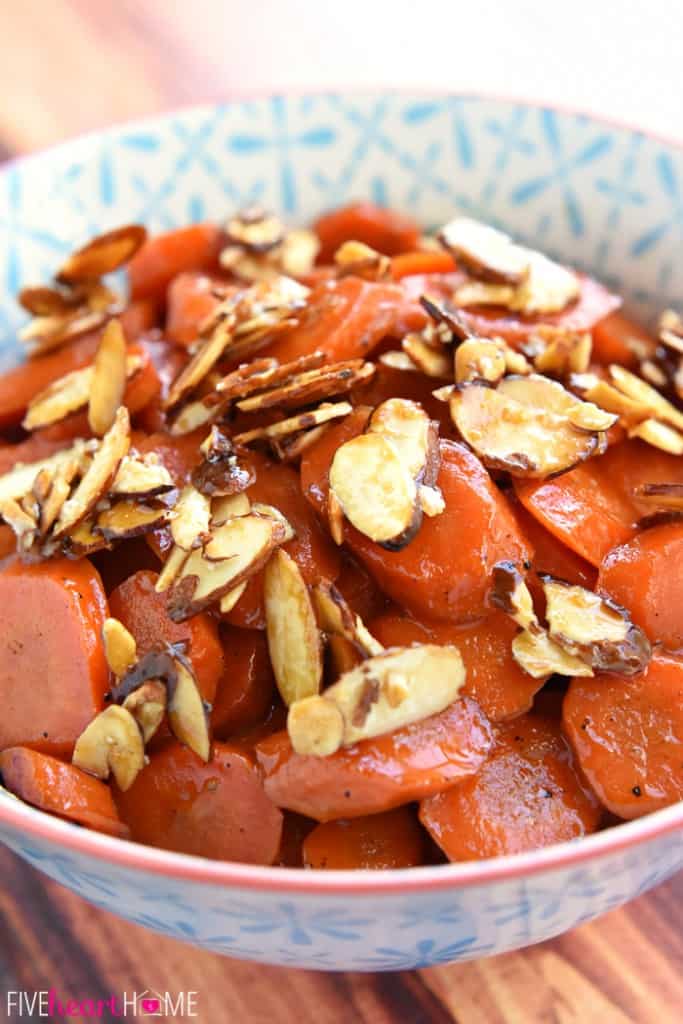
[0,93,681,971]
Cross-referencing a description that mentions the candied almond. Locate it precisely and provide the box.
[489,561,539,632]
[334,240,391,281]
[225,207,285,252]
[96,501,170,542]
[439,217,529,284]
[102,617,138,677]
[167,657,211,762]
[312,581,383,659]
[72,705,145,791]
[401,333,451,378]
[608,364,683,432]
[265,548,323,707]
[171,485,211,550]
[235,359,374,413]
[165,312,236,410]
[628,418,683,455]
[123,680,167,743]
[511,629,594,679]
[379,350,420,372]
[18,285,81,317]
[154,546,189,594]
[454,337,506,384]
[233,401,352,445]
[57,224,147,283]
[0,442,89,504]
[110,454,173,499]
[88,318,128,436]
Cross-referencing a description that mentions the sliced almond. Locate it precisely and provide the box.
[110,454,174,499]
[452,264,579,316]
[449,379,599,477]
[327,634,364,676]
[57,225,147,283]
[216,353,322,401]
[19,285,81,317]
[583,378,646,422]
[419,484,446,517]
[455,337,507,384]
[0,497,36,543]
[439,217,529,284]
[167,657,211,761]
[62,518,111,558]
[236,360,374,413]
[53,407,130,537]
[168,514,278,620]
[628,418,683,454]
[0,442,89,505]
[170,485,211,550]
[420,294,473,341]
[279,228,320,277]
[154,545,189,593]
[102,617,138,677]
[22,353,141,433]
[379,350,420,372]
[122,680,167,743]
[165,312,236,410]
[334,240,391,281]
[251,502,295,542]
[401,333,451,378]
[72,705,145,791]
[542,577,651,675]
[20,308,112,358]
[368,399,436,479]
[265,548,323,706]
[489,561,539,632]
[192,427,254,497]
[211,491,251,526]
[169,397,216,436]
[271,422,330,463]
[567,402,618,432]
[233,401,352,445]
[226,207,285,252]
[633,482,683,511]
[312,581,383,659]
[287,644,465,756]
[96,501,169,542]
[88,318,128,436]
[609,364,683,432]
[659,309,683,355]
[511,629,594,679]
[219,581,248,614]
[328,487,344,546]
[329,433,419,549]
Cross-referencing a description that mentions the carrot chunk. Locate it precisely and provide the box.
[591,310,655,367]
[563,653,683,818]
[212,627,275,737]
[128,223,223,304]
[114,740,283,863]
[165,272,228,347]
[303,807,426,869]
[313,201,420,263]
[0,558,109,756]
[0,746,128,837]
[419,714,601,860]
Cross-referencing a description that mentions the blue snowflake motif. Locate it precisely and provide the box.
[358,934,482,970]
[402,98,475,170]
[509,109,612,236]
[212,899,370,945]
[631,151,683,290]
[479,107,536,206]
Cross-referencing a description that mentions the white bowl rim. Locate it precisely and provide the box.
[0,93,681,893]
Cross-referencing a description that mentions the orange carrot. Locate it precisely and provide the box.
[114,740,283,863]
[563,653,683,818]
[165,272,233,347]
[303,807,426,869]
[212,627,275,737]
[391,250,457,280]
[591,310,656,367]
[0,747,128,837]
[0,558,109,755]
[419,714,601,860]
[313,201,420,263]
[128,223,224,304]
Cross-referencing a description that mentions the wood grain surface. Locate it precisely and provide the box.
[0,3,681,1022]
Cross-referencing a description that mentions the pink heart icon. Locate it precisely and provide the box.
[141,999,160,1014]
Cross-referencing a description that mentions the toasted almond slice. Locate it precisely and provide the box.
[236,360,373,413]
[312,581,383,659]
[368,398,437,482]
[583,378,646,422]
[508,253,580,315]
[334,240,391,281]
[0,497,36,540]
[265,548,323,706]
[640,360,669,389]
[633,482,683,510]
[328,487,344,546]
[215,353,321,400]
[20,308,112,358]
[542,577,651,675]
[72,705,145,791]
[102,617,138,677]
[420,295,473,341]
[251,503,295,542]
[271,422,330,463]
[567,402,618,432]
[379,350,420,372]
[455,337,507,384]
[279,228,320,276]
[226,207,285,252]
[122,680,167,743]
[62,518,111,557]
[287,644,465,755]
[449,381,598,478]
[454,280,518,308]
[19,285,81,316]
[168,515,277,620]
[534,328,592,377]
[22,351,139,432]
[171,485,211,550]
[167,657,211,762]
[57,225,147,283]
[439,217,529,283]
[233,401,352,445]
[96,501,169,541]
[212,492,251,526]
[169,397,216,436]
[401,333,451,378]
[503,344,533,376]
[628,418,683,454]
[53,407,130,537]
[154,545,189,593]
[165,312,236,410]
[609,364,683,432]
[0,442,88,504]
[329,433,419,549]
[192,429,254,497]
[659,309,683,355]
[490,561,539,632]
[512,629,594,678]
[110,454,173,499]
[219,581,248,614]
[88,318,128,436]
[417,484,444,518]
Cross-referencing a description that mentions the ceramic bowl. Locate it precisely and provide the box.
[0,93,681,972]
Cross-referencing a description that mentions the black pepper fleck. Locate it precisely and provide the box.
[632,786,642,797]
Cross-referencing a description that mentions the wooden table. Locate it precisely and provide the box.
[0,3,681,1021]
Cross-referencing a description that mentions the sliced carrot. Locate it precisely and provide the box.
[334,554,388,624]
[591,310,655,367]
[166,272,233,347]
[598,522,683,651]
[419,714,601,860]
[391,250,457,280]
[0,525,15,561]
[303,434,532,623]
[563,653,683,818]
[0,747,128,837]
[0,558,109,756]
[510,497,598,592]
[108,570,223,705]
[262,277,424,364]
[370,612,544,723]
[128,223,224,304]
[136,428,205,487]
[212,627,275,737]
[276,811,317,867]
[91,538,161,595]
[313,201,420,263]
[114,740,283,863]
[255,699,493,821]
[303,807,426,869]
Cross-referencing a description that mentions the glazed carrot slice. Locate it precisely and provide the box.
[313,201,420,263]
[598,522,683,651]
[212,627,275,737]
[370,612,544,723]
[255,699,493,821]
[0,525,15,560]
[419,714,601,860]
[303,434,532,623]
[510,497,598,592]
[591,310,656,367]
[276,811,317,867]
[108,570,223,705]
[0,747,128,837]
[165,272,233,347]
[391,250,457,280]
[263,277,424,364]
[114,740,283,863]
[563,653,683,819]
[136,428,206,487]
[0,558,109,756]
[303,807,426,869]
[128,223,224,304]
[334,554,388,624]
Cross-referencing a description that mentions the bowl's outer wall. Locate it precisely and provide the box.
[0,93,682,969]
